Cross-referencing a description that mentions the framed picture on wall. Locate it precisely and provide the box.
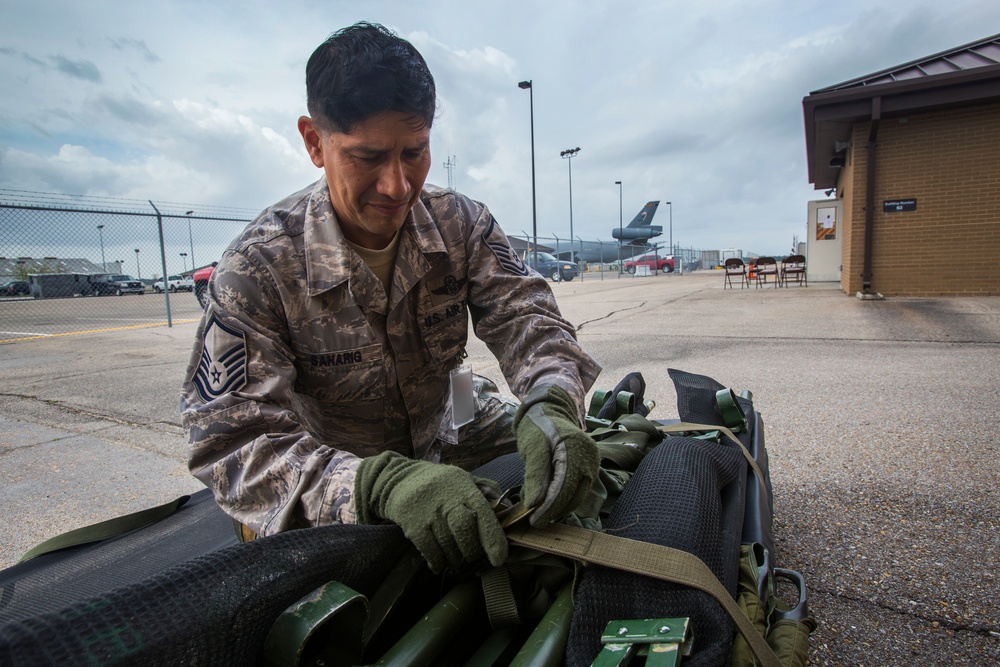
[816,206,836,240]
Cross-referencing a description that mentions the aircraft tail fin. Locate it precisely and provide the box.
[613,200,663,242]
[627,201,660,227]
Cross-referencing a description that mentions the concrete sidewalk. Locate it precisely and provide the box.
[1,271,998,665]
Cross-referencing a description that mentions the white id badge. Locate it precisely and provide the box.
[450,365,475,429]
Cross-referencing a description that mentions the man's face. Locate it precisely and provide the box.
[299,110,432,249]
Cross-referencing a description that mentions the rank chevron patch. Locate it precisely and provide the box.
[482,216,529,276]
[193,314,248,402]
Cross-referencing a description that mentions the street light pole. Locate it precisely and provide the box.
[185,211,195,270]
[518,80,538,270]
[667,201,673,258]
[96,224,106,271]
[180,252,188,273]
[560,147,580,266]
[134,248,141,280]
[615,181,623,275]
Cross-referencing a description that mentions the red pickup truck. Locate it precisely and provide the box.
[623,253,674,274]
[192,264,216,308]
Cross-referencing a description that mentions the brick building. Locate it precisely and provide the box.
[803,34,1000,296]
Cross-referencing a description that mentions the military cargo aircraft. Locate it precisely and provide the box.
[557,201,664,265]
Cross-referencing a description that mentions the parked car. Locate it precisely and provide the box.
[192,264,216,308]
[524,251,579,282]
[624,253,674,274]
[153,275,195,293]
[88,274,146,296]
[0,280,30,296]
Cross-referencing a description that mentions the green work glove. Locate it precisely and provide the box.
[355,452,508,574]
[514,384,600,526]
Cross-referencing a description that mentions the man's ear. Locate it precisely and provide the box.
[298,116,325,168]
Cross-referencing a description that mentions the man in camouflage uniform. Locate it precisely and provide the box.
[181,22,601,573]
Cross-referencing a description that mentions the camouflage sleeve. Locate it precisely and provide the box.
[180,249,360,535]
[458,197,602,423]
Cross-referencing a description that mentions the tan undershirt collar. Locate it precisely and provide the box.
[346,229,402,295]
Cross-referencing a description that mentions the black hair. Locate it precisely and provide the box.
[306,22,437,133]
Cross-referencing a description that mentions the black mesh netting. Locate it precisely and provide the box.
[0,492,406,666]
[669,367,728,426]
[0,490,233,627]
[669,367,774,554]
[566,436,747,667]
[471,451,524,491]
[564,369,753,667]
[596,371,649,420]
[667,368,756,442]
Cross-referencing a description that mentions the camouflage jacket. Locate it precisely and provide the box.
[180,179,600,535]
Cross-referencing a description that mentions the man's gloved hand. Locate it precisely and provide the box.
[513,384,600,526]
[355,452,508,573]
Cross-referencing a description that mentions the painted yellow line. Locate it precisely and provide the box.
[0,319,202,344]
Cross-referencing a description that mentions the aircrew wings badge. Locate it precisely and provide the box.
[482,216,529,276]
[193,314,248,402]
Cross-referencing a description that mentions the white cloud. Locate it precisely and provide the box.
[1,0,998,254]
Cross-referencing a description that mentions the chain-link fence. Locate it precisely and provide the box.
[505,231,719,281]
[0,190,255,342]
[1,189,724,342]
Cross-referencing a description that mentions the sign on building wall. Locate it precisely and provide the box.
[883,198,917,212]
[816,206,837,240]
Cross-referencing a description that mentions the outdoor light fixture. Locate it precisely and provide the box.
[561,147,581,266]
[185,211,195,269]
[518,80,538,269]
[96,224,106,271]
[666,201,673,262]
[615,181,623,274]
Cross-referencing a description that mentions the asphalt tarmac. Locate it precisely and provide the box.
[1,271,997,665]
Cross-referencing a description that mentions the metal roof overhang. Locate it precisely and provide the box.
[803,65,1000,189]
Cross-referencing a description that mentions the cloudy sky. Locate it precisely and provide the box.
[2,0,998,256]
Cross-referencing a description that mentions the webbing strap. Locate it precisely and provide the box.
[656,421,769,501]
[506,523,783,667]
[481,565,521,629]
[19,495,191,562]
